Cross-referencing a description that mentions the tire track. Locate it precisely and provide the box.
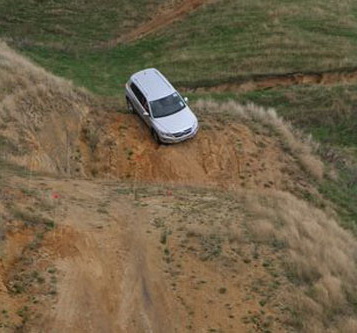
[107,0,211,46]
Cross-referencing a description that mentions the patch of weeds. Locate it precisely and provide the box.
[262,260,272,268]
[82,127,99,152]
[160,228,171,245]
[43,219,55,230]
[17,306,29,321]
[124,147,134,160]
[270,238,286,250]
[11,282,25,294]
[319,172,357,232]
[259,298,268,307]
[47,267,57,274]
[10,207,55,230]
[20,188,37,196]
[252,244,259,259]
[116,187,131,195]
[28,233,44,250]
[152,217,165,228]
[218,287,227,294]
[36,276,45,284]
[97,208,109,214]
[163,247,172,263]
[199,234,222,261]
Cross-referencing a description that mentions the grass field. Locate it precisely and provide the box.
[0,0,168,48]
[2,0,357,94]
[189,84,357,148]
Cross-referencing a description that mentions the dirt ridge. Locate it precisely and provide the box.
[179,66,357,93]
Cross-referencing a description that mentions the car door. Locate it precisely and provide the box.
[130,83,151,126]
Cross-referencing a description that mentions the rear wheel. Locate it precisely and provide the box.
[126,98,134,113]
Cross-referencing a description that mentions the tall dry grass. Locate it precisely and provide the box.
[195,99,325,181]
[0,41,92,174]
[242,189,357,332]
[192,100,357,331]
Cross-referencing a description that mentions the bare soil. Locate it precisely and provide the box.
[0,106,316,332]
[80,112,312,195]
[0,178,292,332]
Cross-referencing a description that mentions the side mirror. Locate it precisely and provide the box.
[184,97,189,103]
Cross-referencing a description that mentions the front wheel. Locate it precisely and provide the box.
[152,129,161,144]
[126,98,134,113]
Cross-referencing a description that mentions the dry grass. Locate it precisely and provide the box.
[0,42,92,174]
[195,99,325,180]
[146,183,357,331]
[242,189,357,332]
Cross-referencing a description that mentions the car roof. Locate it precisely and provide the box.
[131,68,175,101]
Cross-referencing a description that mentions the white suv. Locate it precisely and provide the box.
[125,68,199,143]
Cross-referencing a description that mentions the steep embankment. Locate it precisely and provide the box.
[0,42,92,176]
[81,100,323,191]
[181,67,357,93]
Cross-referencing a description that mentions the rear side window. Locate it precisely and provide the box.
[130,83,149,112]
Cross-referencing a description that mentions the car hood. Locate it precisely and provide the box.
[153,106,197,133]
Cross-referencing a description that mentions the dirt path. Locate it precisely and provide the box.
[0,177,290,332]
[17,179,182,333]
[181,67,357,93]
[107,0,210,46]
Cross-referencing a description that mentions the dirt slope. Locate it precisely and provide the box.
[81,111,314,196]
[3,169,357,332]
[36,184,180,333]
[1,178,295,332]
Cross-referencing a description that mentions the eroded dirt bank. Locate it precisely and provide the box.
[80,112,312,196]
[181,67,357,93]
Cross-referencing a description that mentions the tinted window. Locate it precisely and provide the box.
[130,83,149,112]
[150,93,185,118]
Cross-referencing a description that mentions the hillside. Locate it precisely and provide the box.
[1,42,357,332]
[1,0,356,187]
[0,0,357,332]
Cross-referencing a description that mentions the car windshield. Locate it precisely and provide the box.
[150,93,186,118]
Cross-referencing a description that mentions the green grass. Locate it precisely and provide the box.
[320,174,357,232]
[0,0,167,48]
[188,84,357,152]
[2,0,357,96]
